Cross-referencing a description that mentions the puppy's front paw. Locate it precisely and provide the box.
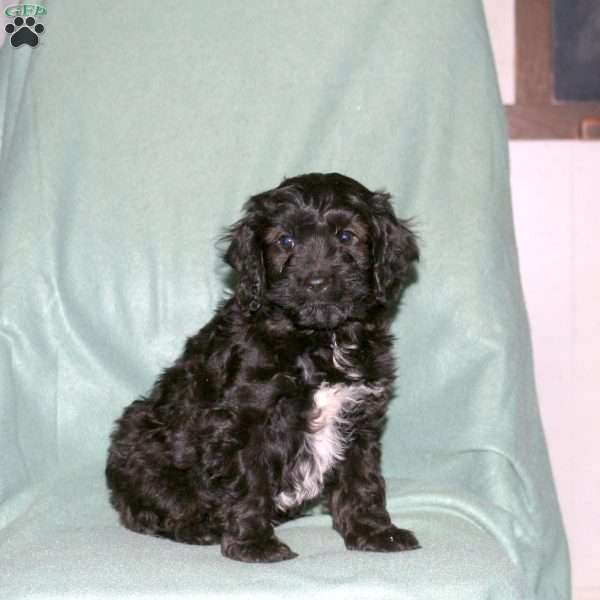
[221,535,298,563]
[346,525,420,553]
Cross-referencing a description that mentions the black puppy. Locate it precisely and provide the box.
[106,173,420,562]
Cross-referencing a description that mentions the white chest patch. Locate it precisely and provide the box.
[275,381,384,511]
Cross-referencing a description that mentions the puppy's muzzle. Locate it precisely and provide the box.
[306,276,329,295]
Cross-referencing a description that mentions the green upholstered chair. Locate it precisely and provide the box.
[0,1,570,598]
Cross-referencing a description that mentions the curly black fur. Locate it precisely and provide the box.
[106,172,420,562]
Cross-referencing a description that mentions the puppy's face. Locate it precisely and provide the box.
[260,191,372,329]
[225,173,418,330]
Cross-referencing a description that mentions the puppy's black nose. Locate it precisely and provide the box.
[307,276,329,293]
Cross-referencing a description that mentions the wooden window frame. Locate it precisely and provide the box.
[505,0,600,139]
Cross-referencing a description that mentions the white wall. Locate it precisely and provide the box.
[510,142,600,600]
[483,0,516,104]
[484,4,600,598]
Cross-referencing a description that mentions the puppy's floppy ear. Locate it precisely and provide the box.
[369,192,419,305]
[224,215,265,314]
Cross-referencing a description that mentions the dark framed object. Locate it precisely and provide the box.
[553,0,600,101]
[505,0,600,139]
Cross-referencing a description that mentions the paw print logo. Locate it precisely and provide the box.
[5,16,45,47]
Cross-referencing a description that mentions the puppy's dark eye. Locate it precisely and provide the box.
[337,229,355,244]
[278,234,295,250]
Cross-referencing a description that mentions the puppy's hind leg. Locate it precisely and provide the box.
[140,476,222,546]
[160,514,222,546]
[108,461,220,546]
